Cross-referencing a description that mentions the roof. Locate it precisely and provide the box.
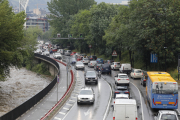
[147,72,176,83]
[118,73,127,76]
[159,110,177,115]
[115,99,136,105]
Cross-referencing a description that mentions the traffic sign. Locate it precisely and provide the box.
[112,50,117,56]
[89,45,92,48]
[150,53,158,63]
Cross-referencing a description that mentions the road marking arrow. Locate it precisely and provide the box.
[84,109,90,116]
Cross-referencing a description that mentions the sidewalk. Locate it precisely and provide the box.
[18,62,68,120]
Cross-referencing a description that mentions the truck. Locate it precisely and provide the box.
[113,99,138,120]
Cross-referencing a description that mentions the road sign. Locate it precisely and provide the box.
[89,45,92,48]
[57,33,61,38]
[150,53,158,63]
[112,50,117,56]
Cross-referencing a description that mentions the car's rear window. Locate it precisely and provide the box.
[115,63,120,65]
[119,75,128,78]
[76,62,83,65]
[84,58,89,60]
[135,70,142,73]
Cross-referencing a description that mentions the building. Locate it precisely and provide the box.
[26,17,50,32]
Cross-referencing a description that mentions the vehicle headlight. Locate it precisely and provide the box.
[89,97,93,100]
[77,97,81,100]
[86,77,88,79]
[95,77,98,79]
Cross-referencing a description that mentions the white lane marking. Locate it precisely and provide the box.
[66,103,72,106]
[35,109,37,111]
[59,112,66,115]
[54,117,62,120]
[63,107,69,110]
[31,112,34,114]
[71,96,76,98]
[84,109,90,116]
[102,78,112,120]
[130,82,144,120]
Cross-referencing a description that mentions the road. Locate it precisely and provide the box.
[52,55,145,120]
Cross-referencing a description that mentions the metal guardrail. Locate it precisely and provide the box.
[0,53,59,120]
[40,59,76,120]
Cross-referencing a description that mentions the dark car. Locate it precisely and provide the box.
[140,74,147,87]
[96,58,104,64]
[114,86,130,98]
[99,63,111,74]
[94,63,103,71]
[85,71,98,84]
[88,55,97,60]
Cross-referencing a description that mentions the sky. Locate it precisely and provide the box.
[96,0,129,4]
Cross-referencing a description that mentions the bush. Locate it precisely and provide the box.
[32,62,51,75]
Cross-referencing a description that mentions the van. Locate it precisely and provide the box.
[119,63,131,74]
[113,99,138,120]
[65,50,71,56]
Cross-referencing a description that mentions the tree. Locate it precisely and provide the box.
[0,0,26,80]
[47,0,96,48]
[89,2,119,55]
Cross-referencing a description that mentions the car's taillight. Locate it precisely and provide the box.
[134,73,135,76]
[136,117,138,120]
[126,79,129,80]
[102,68,103,70]
[115,65,116,67]
[91,63,92,65]
[113,117,115,120]
[115,92,119,93]
[142,73,143,75]
[143,79,146,81]
[118,79,120,80]
[155,101,161,104]
[125,92,129,94]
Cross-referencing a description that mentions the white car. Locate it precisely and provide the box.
[42,50,50,56]
[114,73,129,86]
[64,50,71,56]
[77,87,95,104]
[111,62,121,70]
[35,49,42,54]
[88,61,97,67]
[154,110,179,120]
[81,58,89,64]
[53,52,62,59]
[130,69,143,79]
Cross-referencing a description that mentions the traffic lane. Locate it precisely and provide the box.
[130,78,155,120]
[63,66,111,120]
[100,71,142,120]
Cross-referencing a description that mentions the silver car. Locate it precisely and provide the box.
[77,87,95,104]
[75,61,85,70]
[88,61,97,68]
[53,52,62,59]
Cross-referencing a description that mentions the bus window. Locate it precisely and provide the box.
[152,82,178,94]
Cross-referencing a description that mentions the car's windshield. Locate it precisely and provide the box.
[116,86,128,90]
[160,114,177,120]
[152,82,178,94]
[116,97,128,99]
[118,75,128,78]
[76,62,83,65]
[55,53,60,55]
[79,90,93,95]
[86,72,96,76]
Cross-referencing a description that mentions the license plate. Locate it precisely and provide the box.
[163,104,167,106]
[106,69,108,70]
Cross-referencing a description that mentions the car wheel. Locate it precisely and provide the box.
[85,81,87,85]
[96,81,98,85]
[77,102,80,105]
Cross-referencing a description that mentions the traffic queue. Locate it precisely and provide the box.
[38,45,179,120]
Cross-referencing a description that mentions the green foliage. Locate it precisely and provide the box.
[32,62,51,75]
[0,0,26,80]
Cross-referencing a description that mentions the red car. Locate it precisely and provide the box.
[51,49,57,52]
[76,56,83,61]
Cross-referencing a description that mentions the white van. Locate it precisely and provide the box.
[64,50,71,56]
[113,99,138,120]
[119,63,131,74]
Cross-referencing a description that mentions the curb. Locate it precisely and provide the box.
[40,59,75,120]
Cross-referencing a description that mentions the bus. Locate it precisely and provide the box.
[146,72,178,109]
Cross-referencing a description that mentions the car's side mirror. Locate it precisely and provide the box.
[137,106,139,109]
